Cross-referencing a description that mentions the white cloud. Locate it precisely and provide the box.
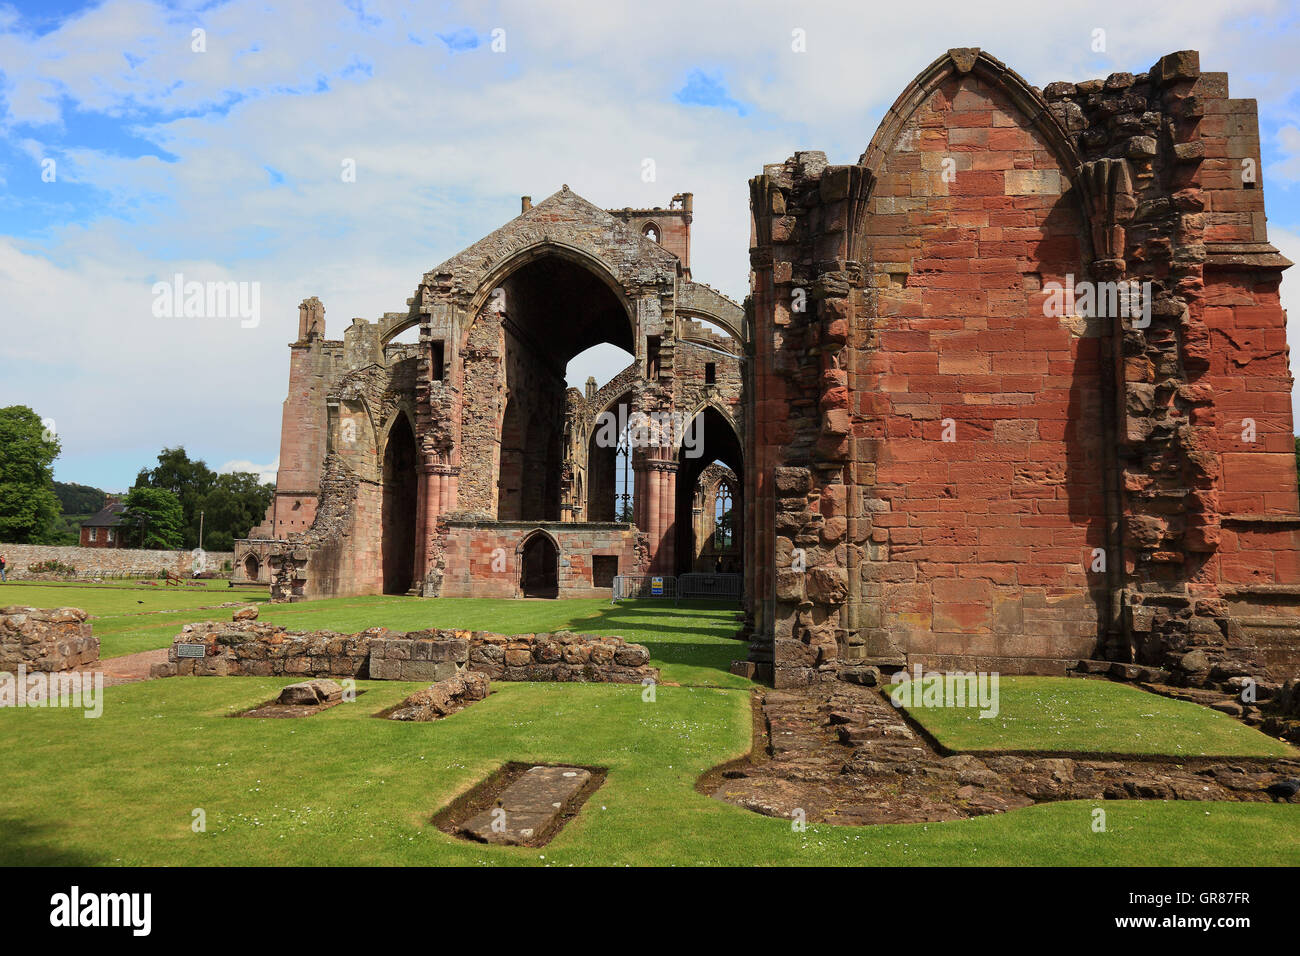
[2,0,1299,489]
[219,456,279,484]
[1269,226,1300,432]
[1269,125,1300,183]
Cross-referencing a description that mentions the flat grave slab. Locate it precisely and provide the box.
[457,765,595,846]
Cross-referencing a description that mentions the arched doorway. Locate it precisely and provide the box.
[675,406,744,579]
[243,553,261,581]
[381,412,418,594]
[520,532,559,598]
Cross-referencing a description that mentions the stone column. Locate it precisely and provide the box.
[414,463,433,584]
[660,459,678,575]
[646,459,662,571]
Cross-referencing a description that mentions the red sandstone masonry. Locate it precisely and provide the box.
[747,48,1300,688]
[158,620,658,684]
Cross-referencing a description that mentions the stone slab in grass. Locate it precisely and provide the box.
[894,676,1296,759]
[459,766,594,846]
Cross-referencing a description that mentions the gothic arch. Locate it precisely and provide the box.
[376,403,418,458]
[460,240,637,352]
[859,48,1082,189]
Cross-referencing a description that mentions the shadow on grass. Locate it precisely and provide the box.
[0,815,103,866]
[576,601,745,674]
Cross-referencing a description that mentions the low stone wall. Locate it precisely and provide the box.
[460,632,656,683]
[0,543,233,579]
[159,621,377,678]
[371,630,657,683]
[159,620,659,684]
[0,606,99,673]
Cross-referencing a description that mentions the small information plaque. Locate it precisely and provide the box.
[176,643,207,659]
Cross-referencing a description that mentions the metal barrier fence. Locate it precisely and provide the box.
[676,573,743,604]
[612,574,677,602]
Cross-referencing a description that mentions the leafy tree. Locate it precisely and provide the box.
[53,481,106,515]
[135,447,215,547]
[0,406,62,543]
[134,447,272,549]
[198,472,275,552]
[122,487,185,550]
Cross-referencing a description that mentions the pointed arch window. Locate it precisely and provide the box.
[714,480,734,549]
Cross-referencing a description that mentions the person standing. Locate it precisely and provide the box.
[0,553,7,582]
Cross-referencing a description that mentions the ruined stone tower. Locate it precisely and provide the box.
[744,49,1300,687]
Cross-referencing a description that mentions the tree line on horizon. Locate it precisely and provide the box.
[0,405,273,553]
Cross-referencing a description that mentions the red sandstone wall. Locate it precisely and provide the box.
[438,523,643,599]
[269,341,340,537]
[1192,77,1300,589]
[858,73,1108,672]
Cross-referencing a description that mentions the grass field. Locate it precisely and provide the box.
[892,676,1294,759]
[0,582,269,659]
[2,675,1297,866]
[0,584,1297,866]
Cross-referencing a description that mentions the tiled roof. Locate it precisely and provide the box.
[81,502,128,528]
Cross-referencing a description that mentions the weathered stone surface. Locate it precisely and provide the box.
[170,621,658,684]
[388,671,490,721]
[712,683,1300,826]
[459,766,592,846]
[746,47,1300,689]
[278,679,343,706]
[0,606,98,673]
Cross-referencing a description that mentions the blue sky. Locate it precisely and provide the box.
[2,0,1300,490]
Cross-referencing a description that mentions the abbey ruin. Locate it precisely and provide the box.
[237,48,1300,689]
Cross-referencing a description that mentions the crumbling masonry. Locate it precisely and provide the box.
[238,189,746,602]
[744,48,1300,687]
[238,48,1300,688]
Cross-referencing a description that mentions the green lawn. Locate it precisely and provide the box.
[1,585,1296,866]
[0,582,270,659]
[1,675,1295,866]
[893,676,1295,758]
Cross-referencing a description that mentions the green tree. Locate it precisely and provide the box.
[134,447,216,548]
[197,472,274,552]
[53,481,106,515]
[134,447,272,549]
[0,406,62,543]
[122,487,185,550]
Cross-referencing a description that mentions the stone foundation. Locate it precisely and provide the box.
[160,621,377,678]
[0,606,99,673]
[159,620,658,684]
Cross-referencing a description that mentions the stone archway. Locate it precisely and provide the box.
[675,405,745,579]
[243,552,261,581]
[462,248,636,524]
[520,531,559,598]
[381,412,418,594]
